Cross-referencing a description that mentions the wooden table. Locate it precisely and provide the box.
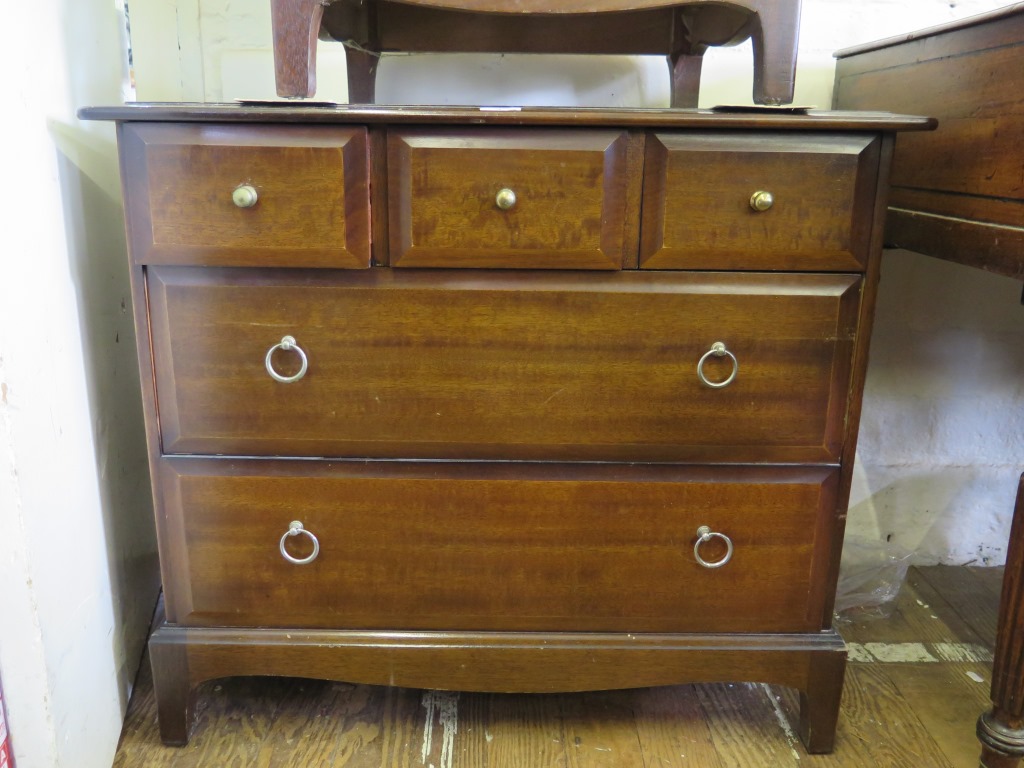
[269,0,802,107]
[834,6,1024,765]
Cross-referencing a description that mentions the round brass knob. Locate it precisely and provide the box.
[495,188,517,211]
[749,190,774,212]
[232,184,259,208]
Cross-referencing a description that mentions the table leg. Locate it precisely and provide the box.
[979,473,1024,767]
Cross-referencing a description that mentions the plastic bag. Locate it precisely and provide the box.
[833,534,915,623]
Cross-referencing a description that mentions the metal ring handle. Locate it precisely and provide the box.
[697,342,738,388]
[693,525,733,569]
[279,520,320,565]
[265,335,308,383]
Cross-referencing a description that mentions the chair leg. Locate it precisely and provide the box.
[668,51,705,109]
[270,0,325,98]
[345,45,380,104]
[749,0,801,105]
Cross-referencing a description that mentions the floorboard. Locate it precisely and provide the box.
[914,566,999,646]
[112,566,1002,767]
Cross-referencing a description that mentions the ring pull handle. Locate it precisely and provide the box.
[697,342,738,388]
[693,525,734,569]
[279,520,320,565]
[749,190,774,212]
[495,188,517,210]
[265,335,308,383]
[232,184,259,208]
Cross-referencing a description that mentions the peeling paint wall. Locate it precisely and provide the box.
[847,252,1024,564]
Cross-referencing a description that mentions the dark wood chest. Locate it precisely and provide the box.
[82,103,928,753]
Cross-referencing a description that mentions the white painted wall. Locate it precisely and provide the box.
[849,253,1024,564]
[139,0,1014,109]
[0,0,159,766]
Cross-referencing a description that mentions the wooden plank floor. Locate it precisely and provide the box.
[113,566,1001,767]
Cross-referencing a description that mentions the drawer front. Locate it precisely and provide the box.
[149,268,860,462]
[120,123,371,268]
[159,459,840,633]
[640,132,881,271]
[387,128,638,269]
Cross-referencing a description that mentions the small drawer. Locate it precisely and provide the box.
[159,459,840,634]
[120,123,370,268]
[386,128,639,269]
[148,268,860,463]
[640,132,881,271]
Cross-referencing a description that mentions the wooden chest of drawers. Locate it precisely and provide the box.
[83,103,929,753]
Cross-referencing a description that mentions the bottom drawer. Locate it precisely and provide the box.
[158,460,840,633]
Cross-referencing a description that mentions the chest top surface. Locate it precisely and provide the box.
[80,102,932,131]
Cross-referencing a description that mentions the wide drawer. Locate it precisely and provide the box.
[120,123,371,268]
[158,459,841,633]
[386,128,638,269]
[148,268,861,462]
[640,132,881,271]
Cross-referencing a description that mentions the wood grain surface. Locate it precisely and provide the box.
[833,7,1024,279]
[640,132,880,271]
[270,0,324,97]
[81,104,936,133]
[360,4,677,54]
[386,128,638,269]
[147,267,861,462]
[112,566,998,767]
[120,123,371,268]
[837,24,1024,203]
[310,0,800,106]
[156,458,839,633]
[336,0,770,13]
[96,108,921,755]
[980,474,1024,767]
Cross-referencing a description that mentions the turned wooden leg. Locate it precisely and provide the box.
[979,474,1024,767]
[749,0,801,105]
[345,45,380,104]
[667,51,705,109]
[798,649,847,753]
[270,0,325,98]
[149,626,196,746]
